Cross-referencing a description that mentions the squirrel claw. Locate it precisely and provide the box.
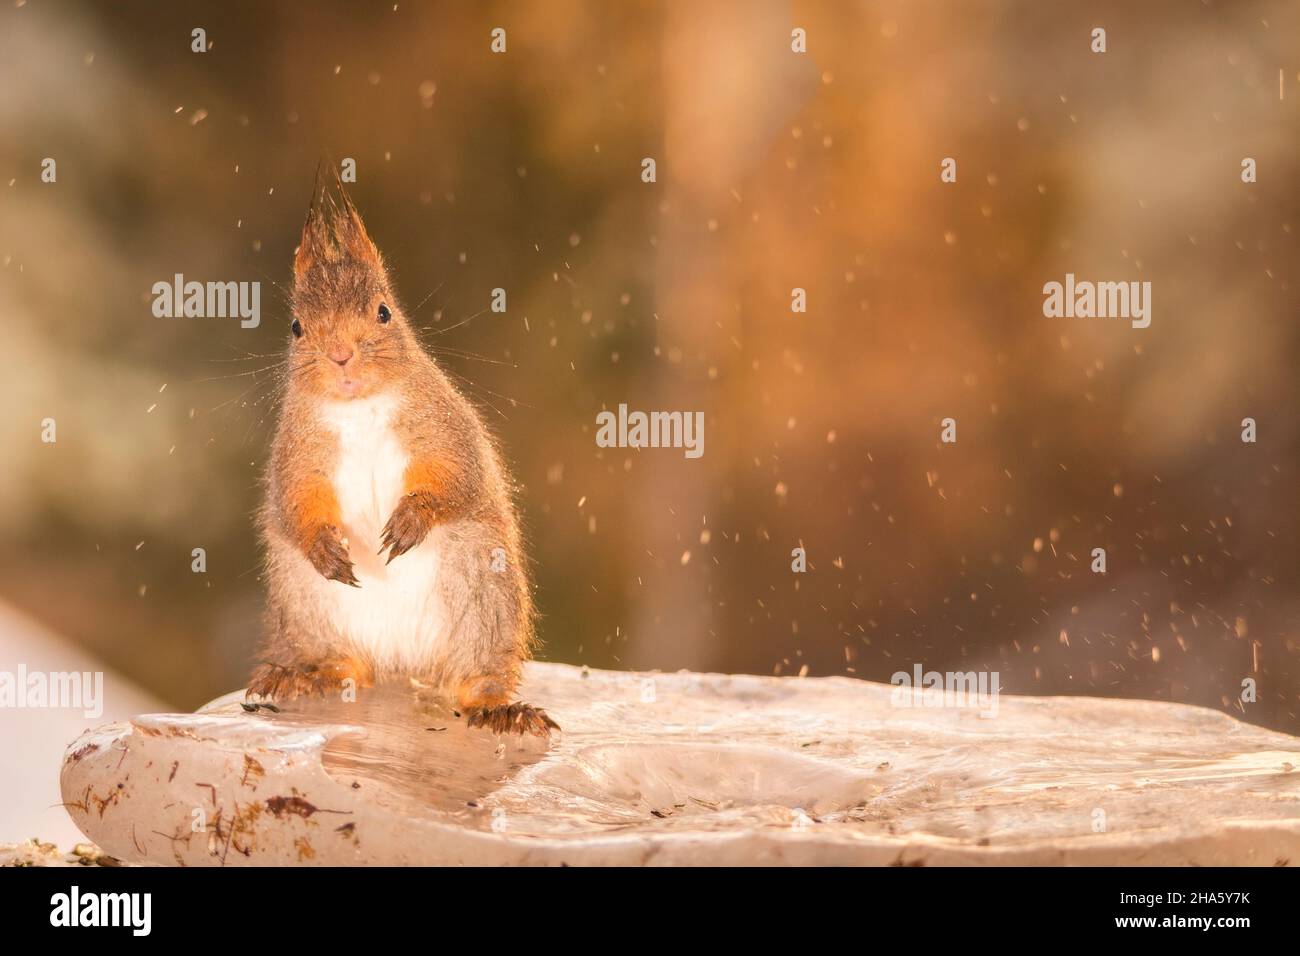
[378,492,434,564]
[464,702,560,737]
[247,658,374,701]
[306,525,359,587]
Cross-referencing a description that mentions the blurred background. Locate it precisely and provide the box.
[1,0,1297,788]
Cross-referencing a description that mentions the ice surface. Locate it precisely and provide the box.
[60,663,1300,865]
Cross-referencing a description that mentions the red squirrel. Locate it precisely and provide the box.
[246,173,557,737]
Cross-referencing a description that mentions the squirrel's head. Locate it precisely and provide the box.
[288,172,419,400]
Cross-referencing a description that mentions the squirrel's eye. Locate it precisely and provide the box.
[377,303,392,324]
[291,319,303,338]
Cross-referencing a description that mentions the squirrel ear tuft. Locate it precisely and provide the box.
[334,177,381,267]
[293,164,330,280]
[293,164,380,282]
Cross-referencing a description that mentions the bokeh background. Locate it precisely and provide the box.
[2,0,1297,745]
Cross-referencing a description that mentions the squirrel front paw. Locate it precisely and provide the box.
[305,524,359,586]
[378,490,436,564]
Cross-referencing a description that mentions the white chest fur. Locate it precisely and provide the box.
[315,393,446,670]
[320,394,407,542]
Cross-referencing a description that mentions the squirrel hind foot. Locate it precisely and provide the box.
[455,675,558,736]
[246,657,374,702]
[464,702,560,737]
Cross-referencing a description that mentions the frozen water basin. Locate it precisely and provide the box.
[60,662,1300,865]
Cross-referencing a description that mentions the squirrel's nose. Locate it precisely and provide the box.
[328,346,354,367]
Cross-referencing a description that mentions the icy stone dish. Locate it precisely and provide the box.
[61,662,1300,865]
